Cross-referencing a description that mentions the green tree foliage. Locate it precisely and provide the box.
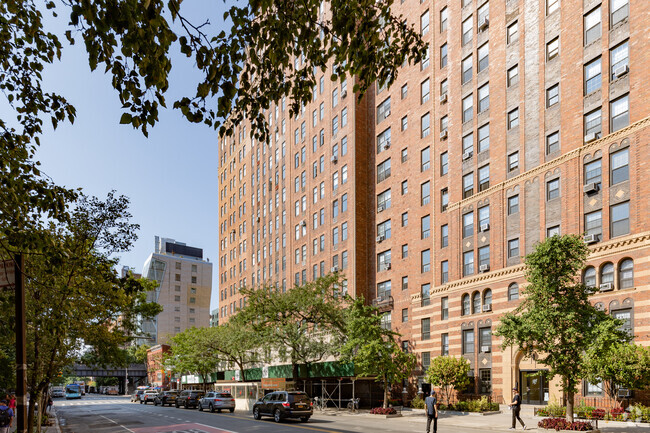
[167,327,221,391]
[0,192,162,433]
[424,356,470,407]
[339,297,416,408]
[238,274,348,383]
[494,234,629,422]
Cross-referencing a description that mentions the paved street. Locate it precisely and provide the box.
[52,395,650,433]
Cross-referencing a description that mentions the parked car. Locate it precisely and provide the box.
[141,390,159,404]
[154,391,179,407]
[131,389,145,403]
[175,390,205,409]
[198,392,235,413]
[50,388,65,398]
[252,391,313,423]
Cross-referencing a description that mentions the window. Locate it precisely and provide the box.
[462,16,473,45]
[584,266,597,289]
[342,222,348,241]
[441,188,448,212]
[441,260,449,284]
[377,128,391,153]
[377,97,391,123]
[478,43,489,73]
[584,108,602,136]
[610,41,629,81]
[421,249,431,273]
[480,369,492,394]
[401,84,408,99]
[507,21,518,44]
[478,2,489,29]
[421,44,430,70]
[601,262,614,286]
[421,10,430,35]
[441,151,448,175]
[463,172,474,199]
[584,210,602,237]
[421,318,431,340]
[377,159,391,183]
[546,84,559,107]
[547,225,560,237]
[584,7,601,45]
[441,224,448,247]
[508,238,519,258]
[421,112,431,138]
[440,116,448,134]
[478,246,490,270]
[584,380,604,397]
[402,308,409,323]
[472,292,481,314]
[421,147,430,171]
[377,280,391,299]
[547,0,559,14]
[441,334,449,355]
[462,55,473,85]
[440,7,448,31]
[610,148,629,185]
[402,276,408,290]
[463,211,474,238]
[377,250,391,270]
[401,212,408,227]
[439,297,449,320]
[610,95,629,132]
[613,308,632,336]
[422,351,430,369]
[440,79,448,99]
[611,0,629,27]
[619,259,634,289]
[479,327,492,352]
[478,164,490,191]
[421,181,430,205]
[546,131,560,154]
[462,94,473,123]
[400,180,408,195]
[508,283,519,301]
[402,244,409,258]
[440,43,448,68]
[377,220,391,240]
[547,37,559,61]
[508,152,519,172]
[547,178,560,200]
[584,58,602,94]
[478,83,490,112]
[507,108,519,129]
[507,65,519,87]
[463,251,474,276]
[421,283,430,306]
[421,215,431,239]
[421,79,430,104]
[610,201,630,237]
[478,205,490,228]
[462,294,470,316]
[332,88,339,107]
[463,329,475,354]
[401,116,408,131]
[477,123,489,152]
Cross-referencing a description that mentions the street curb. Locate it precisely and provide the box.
[45,408,62,433]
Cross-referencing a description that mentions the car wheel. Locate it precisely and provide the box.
[229,408,234,413]
[274,409,282,423]
[253,407,261,420]
[209,404,214,413]
[300,416,310,423]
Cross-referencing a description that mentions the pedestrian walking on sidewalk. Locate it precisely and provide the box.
[425,390,438,433]
[509,388,526,430]
[0,398,14,433]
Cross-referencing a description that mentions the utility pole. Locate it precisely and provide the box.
[15,254,27,433]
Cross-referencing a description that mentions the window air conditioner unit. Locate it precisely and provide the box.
[331,155,339,164]
[384,140,391,149]
[599,282,614,292]
[331,266,339,273]
[478,17,489,32]
[342,90,348,98]
[300,220,306,227]
[378,204,386,212]
[584,132,599,143]
[462,151,473,161]
[618,388,632,398]
[376,235,385,243]
[583,234,599,244]
[440,130,448,140]
[482,304,492,312]
[257,217,261,223]
[614,64,629,78]
[583,182,599,195]
[440,93,448,103]
[385,109,391,117]
[381,263,392,271]
[480,223,490,232]
[481,345,491,353]
[479,264,490,273]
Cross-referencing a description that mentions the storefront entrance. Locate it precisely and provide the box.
[519,370,548,405]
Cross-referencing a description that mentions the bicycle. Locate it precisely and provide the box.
[347,398,360,413]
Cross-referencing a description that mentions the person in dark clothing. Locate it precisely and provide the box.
[425,390,438,433]
[509,388,526,430]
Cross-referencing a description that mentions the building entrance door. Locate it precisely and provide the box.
[519,370,548,405]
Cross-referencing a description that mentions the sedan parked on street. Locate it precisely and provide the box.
[252,391,312,423]
[198,392,235,413]
[154,391,179,407]
[131,389,145,403]
[141,390,159,404]
[175,390,205,409]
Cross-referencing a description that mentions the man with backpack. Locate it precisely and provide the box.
[425,390,438,433]
[0,398,14,433]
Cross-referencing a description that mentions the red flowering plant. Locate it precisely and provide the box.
[370,407,397,415]
[538,418,594,431]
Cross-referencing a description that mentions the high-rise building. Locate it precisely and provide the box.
[218,0,649,405]
[141,236,213,344]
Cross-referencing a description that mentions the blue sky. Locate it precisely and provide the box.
[29,3,232,311]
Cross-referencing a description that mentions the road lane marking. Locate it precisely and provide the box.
[98,414,136,433]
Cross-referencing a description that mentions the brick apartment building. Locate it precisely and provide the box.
[218,0,649,406]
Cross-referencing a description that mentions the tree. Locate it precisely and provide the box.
[424,356,471,407]
[238,274,348,384]
[167,327,221,391]
[494,234,629,422]
[0,192,162,433]
[339,297,416,408]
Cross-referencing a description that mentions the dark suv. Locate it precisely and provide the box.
[154,390,179,407]
[175,390,205,409]
[252,391,313,423]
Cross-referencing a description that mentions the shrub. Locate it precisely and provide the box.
[370,407,397,415]
[455,400,469,412]
[547,402,567,418]
[610,406,625,420]
[538,418,594,431]
[590,408,605,420]
[575,401,596,419]
[410,395,425,409]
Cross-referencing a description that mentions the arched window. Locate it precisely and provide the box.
[508,283,519,301]
[472,292,481,314]
[583,267,597,289]
[601,262,614,287]
[483,289,492,308]
[619,259,634,289]
[462,294,470,316]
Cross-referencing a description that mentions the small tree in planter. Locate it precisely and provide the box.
[424,356,470,407]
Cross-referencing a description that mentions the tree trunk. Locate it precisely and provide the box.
[383,375,388,408]
[566,389,574,422]
[292,362,300,386]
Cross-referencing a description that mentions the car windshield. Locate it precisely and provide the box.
[217,393,232,398]
[289,393,311,403]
